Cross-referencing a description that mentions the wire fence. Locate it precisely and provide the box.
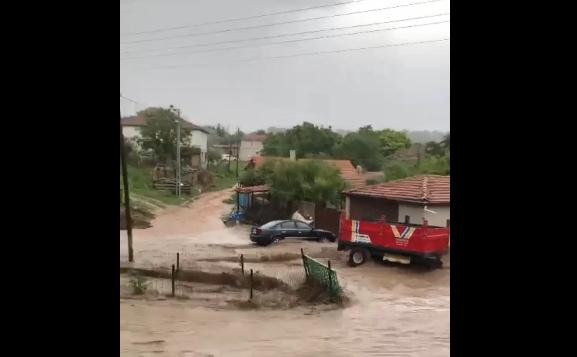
[301,249,342,298]
[120,248,342,303]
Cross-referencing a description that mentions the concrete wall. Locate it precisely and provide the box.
[398,203,450,227]
[239,140,263,161]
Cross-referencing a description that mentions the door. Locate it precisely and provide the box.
[279,221,298,238]
[295,221,314,239]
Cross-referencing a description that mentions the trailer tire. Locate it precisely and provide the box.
[348,247,368,267]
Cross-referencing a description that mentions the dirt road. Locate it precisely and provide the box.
[120,189,449,357]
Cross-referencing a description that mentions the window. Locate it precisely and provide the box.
[295,222,311,229]
[280,221,296,229]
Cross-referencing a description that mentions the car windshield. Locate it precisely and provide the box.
[260,220,283,229]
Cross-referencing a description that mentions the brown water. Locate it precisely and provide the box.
[120,189,449,356]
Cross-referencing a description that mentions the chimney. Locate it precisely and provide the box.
[289,150,296,161]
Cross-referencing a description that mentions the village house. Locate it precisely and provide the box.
[344,175,450,227]
[239,134,267,161]
[121,116,209,169]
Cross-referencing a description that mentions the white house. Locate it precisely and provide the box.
[239,134,267,161]
[121,116,209,169]
[344,175,450,227]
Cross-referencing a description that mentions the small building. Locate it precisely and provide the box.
[344,175,450,227]
[121,116,209,169]
[239,134,267,161]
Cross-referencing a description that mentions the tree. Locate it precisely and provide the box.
[255,129,266,135]
[425,141,445,156]
[333,132,384,171]
[262,122,340,158]
[441,133,450,152]
[137,107,192,164]
[264,159,347,207]
[378,129,412,157]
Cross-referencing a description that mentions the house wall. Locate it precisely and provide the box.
[239,140,263,161]
[346,196,400,222]
[190,131,208,168]
[122,126,140,140]
[398,203,450,227]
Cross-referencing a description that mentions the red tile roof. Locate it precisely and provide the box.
[345,175,450,204]
[121,116,208,133]
[250,156,364,188]
[243,134,267,142]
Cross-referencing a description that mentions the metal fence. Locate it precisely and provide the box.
[301,249,341,297]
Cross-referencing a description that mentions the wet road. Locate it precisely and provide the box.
[120,189,449,356]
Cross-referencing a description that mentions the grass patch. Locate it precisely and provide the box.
[208,163,239,191]
[121,165,197,206]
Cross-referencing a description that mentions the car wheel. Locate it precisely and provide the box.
[271,236,282,245]
[348,247,368,267]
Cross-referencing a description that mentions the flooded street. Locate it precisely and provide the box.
[120,189,449,356]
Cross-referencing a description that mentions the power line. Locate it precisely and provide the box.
[121,20,449,61]
[121,0,389,36]
[149,38,449,70]
[120,13,449,56]
[120,94,140,104]
[120,0,444,45]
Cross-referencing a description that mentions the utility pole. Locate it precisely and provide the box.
[170,105,181,197]
[120,108,134,262]
[236,128,240,179]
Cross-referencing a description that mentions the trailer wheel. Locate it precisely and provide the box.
[348,247,368,267]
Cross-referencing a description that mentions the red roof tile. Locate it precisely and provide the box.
[121,116,208,133]
[243,134,267,142]
[345,175,450,204]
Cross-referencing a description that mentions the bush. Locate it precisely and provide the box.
[129,275,149,295]
[240,168,266,187]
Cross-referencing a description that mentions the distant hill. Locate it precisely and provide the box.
[404,130,448,143]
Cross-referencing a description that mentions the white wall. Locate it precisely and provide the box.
[398,203,450,227]
[239,140,263,161]
[190,130,208,168]
[122,126,140,140]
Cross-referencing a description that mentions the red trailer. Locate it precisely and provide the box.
[338,214,449,268]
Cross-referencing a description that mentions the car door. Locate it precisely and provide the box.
[295,221,314,239]
[279,221,298,239]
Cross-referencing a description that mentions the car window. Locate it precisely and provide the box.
[261,220,283,229]
[280,221,296,229]
[295,222,311,229]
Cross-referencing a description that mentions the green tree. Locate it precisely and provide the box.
[262,122,339,158]
[263,159,347,206]
[137,108,192,164]
[378,129,412,157]
[425,141,445,156]
[333,132,384,171]
[441,133,450,152]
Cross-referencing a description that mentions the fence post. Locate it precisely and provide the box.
[327,260,333,300]
[250,269,254,300]
[176,252,180,272]
[301,248,309,279]
[240,254,245,276]
[171,264,175,297]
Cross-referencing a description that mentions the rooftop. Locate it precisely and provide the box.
[121,116,208,133]
[242,134,267,142]
[344,175,450,204]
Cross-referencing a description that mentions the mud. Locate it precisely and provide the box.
[120,188,449,356]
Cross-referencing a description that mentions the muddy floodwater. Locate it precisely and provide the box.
[120,190,449,356]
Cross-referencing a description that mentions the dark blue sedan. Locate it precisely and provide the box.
[250,219,336,246]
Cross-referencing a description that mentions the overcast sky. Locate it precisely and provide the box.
[120,0,450,133]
